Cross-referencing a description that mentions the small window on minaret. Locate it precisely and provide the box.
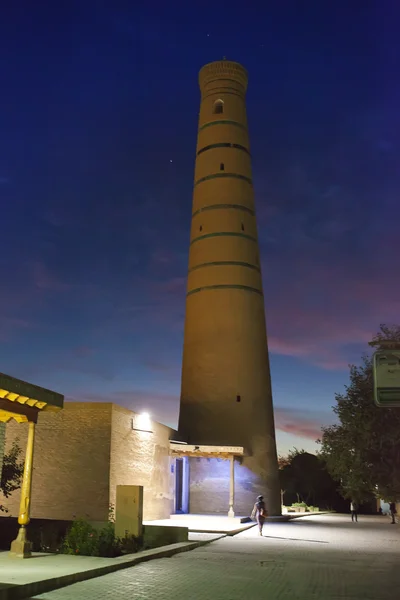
[236,395,241,403]
[213,100,224,114]
[220,163,225,171]
[199,225,203,232]
[241,223,245,231]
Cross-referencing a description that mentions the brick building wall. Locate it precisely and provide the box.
[189,457,266,516]
[1,403,112,521]
[109,405,174,521]
[1,403,174,522]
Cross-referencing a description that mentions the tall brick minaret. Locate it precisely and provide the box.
[178,60,281,515]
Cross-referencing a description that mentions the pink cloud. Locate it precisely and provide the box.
[115,277,186,332]
[252,164,400,372]
[19,345,114,382]
[0,317,32,329]
[264,250,400,369]
[151,277,186,295]
[31,261,72,292]
[138,356,181,384]
[150,249,176,266]
[274,407,332,441]
[267,323,371,371]
[131,256,398,371]
[0,316,34,342]
[267,336,353,368]
[0,280,40,340]
[73,346,95,358]
[141,359,178,373]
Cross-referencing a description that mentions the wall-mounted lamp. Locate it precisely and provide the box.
[131,412,153,434]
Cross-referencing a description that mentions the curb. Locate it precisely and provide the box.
[1,537,225,600]
[189,523,256,536]
[285,512,331,520]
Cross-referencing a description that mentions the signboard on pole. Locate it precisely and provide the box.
[373,350,400,407]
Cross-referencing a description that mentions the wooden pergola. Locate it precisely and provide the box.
[170,443,245,518]
[0,372,63,558]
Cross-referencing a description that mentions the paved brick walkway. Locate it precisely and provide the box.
[30,515,400,599]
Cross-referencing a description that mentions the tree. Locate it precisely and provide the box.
[279,448,341,509]
[279,449,305,505]
[320,324,400,503]
[277,454,291,470]
[0,439,24,513]
[369,323,400,349]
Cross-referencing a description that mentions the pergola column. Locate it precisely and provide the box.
[0,422,5,481]
[228,455,235,518]
[9,420,36,558]
[1,371,63,557]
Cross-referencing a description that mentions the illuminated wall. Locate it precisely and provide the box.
[109,405,174,521]
[1,403,174,522]
[189,457,263,516]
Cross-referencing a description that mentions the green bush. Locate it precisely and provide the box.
[120,533,142,555]
[62,519,100,556]
[62,514,142,558]
[292,502,308,508]
[98,522,122,558]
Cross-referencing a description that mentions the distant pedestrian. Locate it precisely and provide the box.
[251,495,268,536]
[389,502,397,524]
[350,501,358,522]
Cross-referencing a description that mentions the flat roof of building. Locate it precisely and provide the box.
[170,442,244,458]
[0,372,64,423]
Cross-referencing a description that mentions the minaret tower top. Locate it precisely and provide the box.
[198,60,248,95]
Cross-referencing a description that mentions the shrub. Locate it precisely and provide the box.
[120,533,142,555]
[62,519,99,556]
[0,440,24,513]
[97,522,122,558]
[62,510,142,558]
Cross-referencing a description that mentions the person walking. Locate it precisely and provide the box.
[251,495,267,536]
[389,502,397,524]
[350,500,358,522]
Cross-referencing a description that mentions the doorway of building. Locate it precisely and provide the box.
[174,456,189,513]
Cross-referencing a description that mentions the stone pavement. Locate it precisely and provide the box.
[0,532,224,600]
[27,515,400,599]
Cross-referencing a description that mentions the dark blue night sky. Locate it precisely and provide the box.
[1,2,399,453]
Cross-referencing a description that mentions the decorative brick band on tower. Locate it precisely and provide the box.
[178,60,281,516]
